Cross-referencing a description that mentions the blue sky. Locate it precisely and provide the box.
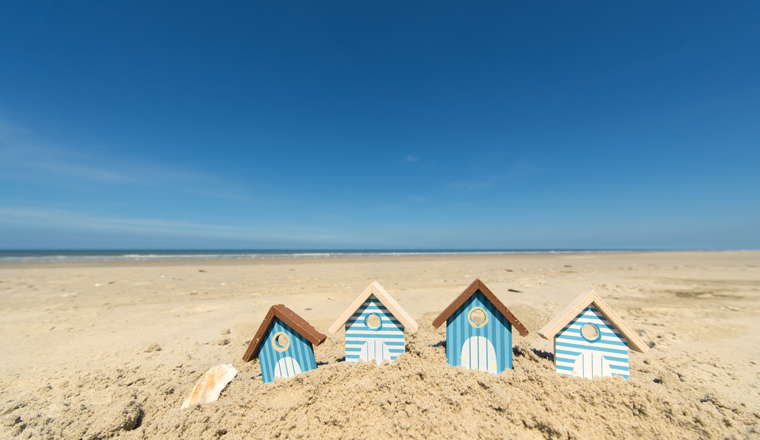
[1,1,758,250]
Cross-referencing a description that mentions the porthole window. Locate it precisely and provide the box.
[365,313,382,330]
[468,307,488,328]
[272,332,290,352]
[580,323,600,342]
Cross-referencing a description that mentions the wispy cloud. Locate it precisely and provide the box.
[0,206,339,244]
[0,119,27,138]
[0,123,257,201]
[448,162,536,191]
[404,195,426,203]
[0,142,198,185]
[33,160,132,183]
[372,204,408,215]
[370,195,426,215]
[405,154,419,163]
[449,175,507,190]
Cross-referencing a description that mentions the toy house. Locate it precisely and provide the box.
[432,279,528,374]
[538,291,649,379]
[328,281,418,364]
[242,304,326,383]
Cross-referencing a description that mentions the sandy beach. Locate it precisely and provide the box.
[1,251,758,439]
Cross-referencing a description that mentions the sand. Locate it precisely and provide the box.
[0,251,758,439]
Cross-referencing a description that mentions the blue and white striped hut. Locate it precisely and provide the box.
[243,304,326,383]
[538,291,649,379]
[328,282,418,364]
[432,279,529,374]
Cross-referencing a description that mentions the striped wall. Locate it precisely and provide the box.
[259,317,317,384]
[345,294,405,364]
[554,306,630,379]
[445,291,513,373]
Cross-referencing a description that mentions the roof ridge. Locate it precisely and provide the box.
[432,278,529,337]
[328,281,418,334]
[538,291,649,354]
[242,304,327,362]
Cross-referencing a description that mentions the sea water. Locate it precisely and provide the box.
[0,249,608,263]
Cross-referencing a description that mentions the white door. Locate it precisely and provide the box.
[359,340,391,364]
[274,357,302,379]
[572,351,613,379]
[460,336,497,373]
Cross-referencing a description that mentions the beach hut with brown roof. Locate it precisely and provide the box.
[328,281,418,365]
[243,304,326,383]
[538,291,649,379]
[433,279,528,374]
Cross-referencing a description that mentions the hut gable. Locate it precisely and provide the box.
[329,282,418,364]
[432,279,528,335]
[538,292,648,380]
[329,281,418,333]
[538,291,648,353]
[243,304,326,383]
[345,294,405,363]
[432,279,528,374]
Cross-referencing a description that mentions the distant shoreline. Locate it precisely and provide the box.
[0,248,734,264]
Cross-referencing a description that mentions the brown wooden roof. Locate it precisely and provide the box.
[432,279,529,336]
[242,304,327,362]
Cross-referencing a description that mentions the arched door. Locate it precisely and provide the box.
[571,351,613,379]
[359,340,391,364]
[460,336,497,373]
[274,357,302,379]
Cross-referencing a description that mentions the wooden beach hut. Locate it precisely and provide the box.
[328,281,418,364]
[538,291,649,379]
[432,279,528,374]
[243,304,326,383]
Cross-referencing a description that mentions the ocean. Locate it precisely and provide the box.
[0,249,609,263]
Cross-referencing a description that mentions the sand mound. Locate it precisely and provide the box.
[2,318,758,439]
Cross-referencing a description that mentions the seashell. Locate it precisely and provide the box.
[180,364,237,409]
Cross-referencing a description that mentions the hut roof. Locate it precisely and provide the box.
[328,281,418,334]
[537,291,649,353]
[242,304,326,362]
[432,279,529,336]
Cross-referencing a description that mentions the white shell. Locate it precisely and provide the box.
[180,364,237,409]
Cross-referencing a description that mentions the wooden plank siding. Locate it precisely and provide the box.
[259,317,318,383]
[554,306,631,379]
[345,295,405,363]
[243,304,326,362]
[446,291,513,373]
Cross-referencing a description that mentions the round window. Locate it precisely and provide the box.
[365,313,382,330]
[272,332,290,352]
[580,323,600,342]
[468,307,488,328]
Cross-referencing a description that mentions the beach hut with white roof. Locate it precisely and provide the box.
[329,281,418,364]
[538,291,649,379]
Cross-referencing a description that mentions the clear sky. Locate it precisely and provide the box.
[1,2,758,250]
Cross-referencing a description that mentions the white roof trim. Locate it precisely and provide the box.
[538,291,649,353]
[328,281,419,334]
